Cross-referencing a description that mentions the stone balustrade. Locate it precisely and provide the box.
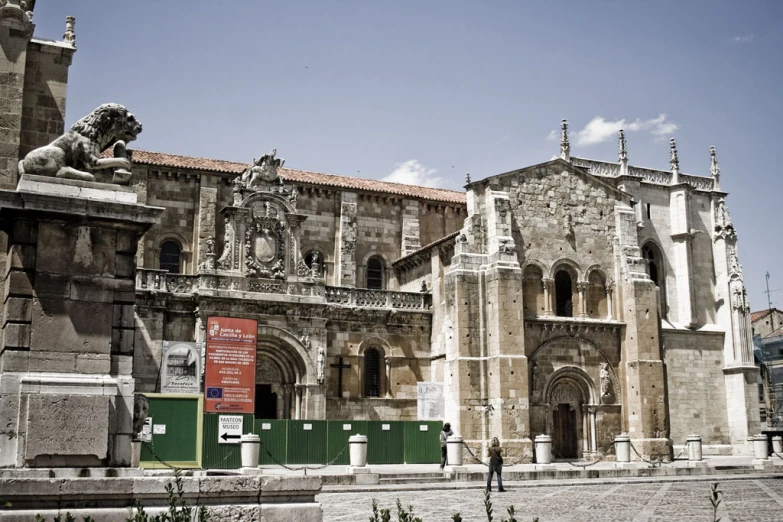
[136,269,431,311]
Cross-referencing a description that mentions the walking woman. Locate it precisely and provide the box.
[486,437,505,492]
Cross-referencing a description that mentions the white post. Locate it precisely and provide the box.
[240,434,260,468]
[615,433,631,463]
[535,434,553,465]
[687,434,702,461]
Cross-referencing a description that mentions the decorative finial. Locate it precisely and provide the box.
[710,146,720,190]
[465,172,471,185]
[669,137,679,184]
[63,15,76,46]
[618,130,627,162]
[560,119,570,161]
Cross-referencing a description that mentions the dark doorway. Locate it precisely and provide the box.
[553,403,578,458]
[555,271,573,317]
[255,384,277,419]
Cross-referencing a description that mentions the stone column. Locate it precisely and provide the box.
[589,408,598,453]
[294,385,303,420]
[195,178,218,272]
[577,282,588,318]
[582,410,590,455]
[336,192,357,287]
[605,281,615,320]
[385,358,392,399]
[542,278,554,316]
[0,176,163,468]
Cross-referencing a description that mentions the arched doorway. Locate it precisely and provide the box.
[255,339,306,420]
[549,380,583,458]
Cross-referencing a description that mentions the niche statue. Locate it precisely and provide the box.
[18,103,142,184]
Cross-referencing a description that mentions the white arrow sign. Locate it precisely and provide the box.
[218,415,243,445]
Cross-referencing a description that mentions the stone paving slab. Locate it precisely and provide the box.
[320,477,783,521]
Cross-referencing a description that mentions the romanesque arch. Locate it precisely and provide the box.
[254,325,313,420]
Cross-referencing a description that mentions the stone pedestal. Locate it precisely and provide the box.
[0,175,163,467]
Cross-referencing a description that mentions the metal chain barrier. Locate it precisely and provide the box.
[628,440,665,467]
[257,439,349,473]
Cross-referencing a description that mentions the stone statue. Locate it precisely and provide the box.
[241,149,285,188]
[132,394,149,440]
[18,103,142,184]
[316,346,325,384]
[271,258,285,279]
[310,251,321,278]
[531,362,539,396]
[600,362,611,397]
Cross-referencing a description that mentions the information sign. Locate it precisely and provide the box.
[218,415,243,444]
[205,317,257,414]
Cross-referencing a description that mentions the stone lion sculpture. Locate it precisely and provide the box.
[18,103,142,183]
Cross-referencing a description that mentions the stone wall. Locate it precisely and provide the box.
[662,329,731,449]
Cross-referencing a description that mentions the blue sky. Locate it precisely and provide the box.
[34,1,782,309]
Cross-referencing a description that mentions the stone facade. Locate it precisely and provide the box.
[0,4,762,471]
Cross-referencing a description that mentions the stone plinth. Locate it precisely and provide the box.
[0,175,163,467]
[0,474,322,521]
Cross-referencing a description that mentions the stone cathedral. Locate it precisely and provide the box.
[0,3,760,466]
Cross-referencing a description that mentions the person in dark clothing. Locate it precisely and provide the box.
[439,422,453,470]
[486,437,505,492]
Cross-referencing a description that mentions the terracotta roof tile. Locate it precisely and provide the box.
[752,309,781,323]
[124,149,466,205]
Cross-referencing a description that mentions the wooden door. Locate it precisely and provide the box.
[553,403,577,458]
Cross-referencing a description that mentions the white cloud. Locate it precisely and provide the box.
[562,114,679,146]
[546,129,558,141]
[732,34,754,43]
[382,159,443,188]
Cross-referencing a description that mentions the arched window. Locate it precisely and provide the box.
[160,240,182,273]
[366,257,384,290]
[587,270,608,319]
[642,243,662,288]
[642,242,667,317]
[555,270,573,317]
[363,348,382,397]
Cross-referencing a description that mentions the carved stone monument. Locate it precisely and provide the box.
[0,104,163,467]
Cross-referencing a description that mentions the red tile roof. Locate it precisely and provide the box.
[751,309,781,323]
[126,149,467,205]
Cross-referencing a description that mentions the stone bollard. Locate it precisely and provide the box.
[446,435,464,466]
[772,436,783,455]
[535,434,553,465]
[751,434,769,460]
[349,434,368,467]
[131,441,141,468]
[687,435,702,461]
[615,433,631,463]
[241,434,261,468]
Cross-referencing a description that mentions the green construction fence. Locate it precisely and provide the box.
[200,417,441,469]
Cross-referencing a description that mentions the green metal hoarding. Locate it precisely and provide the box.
[286,420,328,464]
[140,394,203,469]
[326,420,368,465]
[253,419,289,465]
[366,421,404,464]
[403,421,442,464]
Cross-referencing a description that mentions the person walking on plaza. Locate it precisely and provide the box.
[439,422,453,470]
[486,437,505,492]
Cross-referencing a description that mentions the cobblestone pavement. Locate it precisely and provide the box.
[320,477,783,521]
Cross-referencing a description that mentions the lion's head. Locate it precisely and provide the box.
[70,103,143,151]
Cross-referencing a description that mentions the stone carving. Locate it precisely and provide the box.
[199,237,216,271]
[18,103,142,184]
[669,138,679,173]
[241,149,285,187]
[310,251,321,278]
[714,198,736,240]
[245,216,286,279]
[560,119,570,161]
[217,218,233,270]
[132,394,149,440]
[728,244,743,280]
[531,362,540,401]
[300,334,310,350]
[317,346,325,384]
[498,238,515,254]
[420,280,428,293]
[297,256,311,277]
[600,362,612,402]
[618,130,627,161]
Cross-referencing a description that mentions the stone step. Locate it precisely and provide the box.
[379,476,450,484]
